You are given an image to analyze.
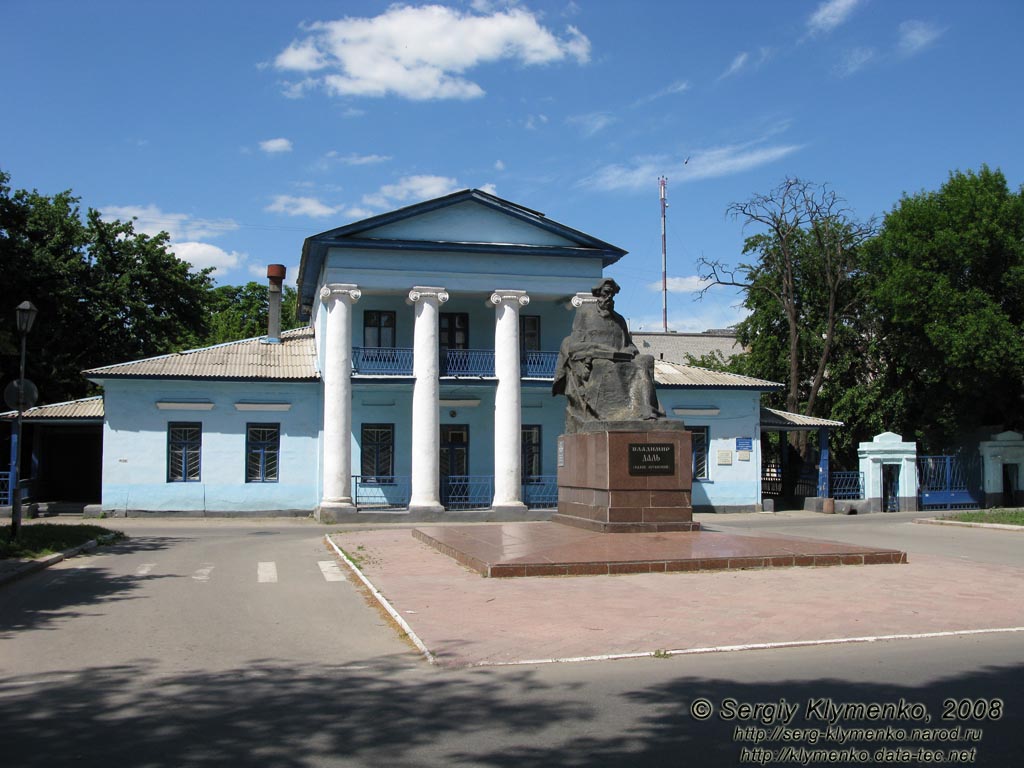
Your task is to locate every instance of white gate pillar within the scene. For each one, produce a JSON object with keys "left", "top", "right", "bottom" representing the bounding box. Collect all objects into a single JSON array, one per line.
[{"left": 857, "top": 432, "right": 918, "bottom": 513}]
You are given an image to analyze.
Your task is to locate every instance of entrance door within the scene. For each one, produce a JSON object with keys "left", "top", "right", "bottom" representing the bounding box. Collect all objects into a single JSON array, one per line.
[
  {"left": 1002, "top": 464, "right": 1019, "bottom": 507},
  {"left": 440, "top": 425, "right": 470, "bottom": 508},
  {"left": 882, "top": 464, "right": 901, "bottom": 512}
]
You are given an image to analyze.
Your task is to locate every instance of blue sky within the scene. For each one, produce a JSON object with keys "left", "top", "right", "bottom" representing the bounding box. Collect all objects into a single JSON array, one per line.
[{"left": 4, "top": 0, "right": 1022, "bottom": 332}]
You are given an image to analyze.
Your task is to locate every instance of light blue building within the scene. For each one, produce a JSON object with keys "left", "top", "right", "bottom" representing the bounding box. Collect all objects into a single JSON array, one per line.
[{"left": 78, "top": 189, "right": 797, "bottom": 519}]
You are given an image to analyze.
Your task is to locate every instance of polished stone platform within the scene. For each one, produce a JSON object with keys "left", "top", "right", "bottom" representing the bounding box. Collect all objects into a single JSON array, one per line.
[{"left": 412, "top": 522, "right": 908, "bottom": 578}]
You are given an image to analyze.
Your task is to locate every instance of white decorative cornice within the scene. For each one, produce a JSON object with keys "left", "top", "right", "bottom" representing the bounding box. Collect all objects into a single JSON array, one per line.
[
  {"left": 407, "top": 286, "right": 449, "bottom": 304},
  {"left": 320, "top": 283, "right": 361, "bottom": 303},
  {"left": 489, "top": 289, "right": 530, "bottom": 308},
  {"left": 570, "top": 292, "right": 598, "bottom": 308}
]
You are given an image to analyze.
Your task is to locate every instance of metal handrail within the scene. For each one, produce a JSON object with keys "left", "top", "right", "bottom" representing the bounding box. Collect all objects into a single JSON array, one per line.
[{"left": 352, "top": 347, "right": 415, "bottom": 375}]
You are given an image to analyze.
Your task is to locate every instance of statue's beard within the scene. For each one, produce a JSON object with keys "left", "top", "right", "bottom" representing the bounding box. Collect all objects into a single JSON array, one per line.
[{"left": 597, "top": 299, "right": 614, "bottom": 315}]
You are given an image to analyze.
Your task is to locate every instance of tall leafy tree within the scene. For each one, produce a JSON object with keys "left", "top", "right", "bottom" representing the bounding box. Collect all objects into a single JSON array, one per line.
[
  {"left": 859, "top": 166, "right": 1024, "bottom": 450},
  {"left": 0, "top": 171, "right": 214, "bottom": 404}
]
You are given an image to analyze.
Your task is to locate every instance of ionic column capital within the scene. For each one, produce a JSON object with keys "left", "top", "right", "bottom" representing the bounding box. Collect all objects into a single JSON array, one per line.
[
  {"left": 407, "top": 286, "right": 449, "bottom": 305},
  {"left": 570, "top": 292, "right": 598, "bottom": 309},
  {"left": 320, "top": 283, "right": 362, "bottom": 303},
  {"left": 489, "top": 289, "right": 530, "bottom": 309}
]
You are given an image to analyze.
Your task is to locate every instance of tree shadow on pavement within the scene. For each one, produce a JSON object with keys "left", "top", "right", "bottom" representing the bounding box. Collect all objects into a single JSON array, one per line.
[
  {"left": 0, "top": 536, "right": 178, "bottom": 637},
  {"left": 0, "top": 657, "right": 1021, "bottom": 767}
]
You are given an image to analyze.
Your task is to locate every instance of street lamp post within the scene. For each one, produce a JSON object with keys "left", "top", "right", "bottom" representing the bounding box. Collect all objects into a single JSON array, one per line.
[{"left": 9, "top": 301, "right": 38, "bottom": 540}]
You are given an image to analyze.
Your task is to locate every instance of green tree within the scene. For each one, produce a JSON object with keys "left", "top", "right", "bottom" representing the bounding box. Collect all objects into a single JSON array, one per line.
[
  {"left": 0, "top": 171, "right": 214, "bottom": 405},
  {"left": 205, "top": 281, "right": 301, "bottom": 346},
  {"left": 859, "top": 166, "right": 1024, "bottom": 450}
]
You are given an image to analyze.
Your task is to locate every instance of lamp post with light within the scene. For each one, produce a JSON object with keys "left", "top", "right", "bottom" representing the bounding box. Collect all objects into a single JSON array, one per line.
[{"left": 8, "top": 301, "right": 38, "bottom": 540}]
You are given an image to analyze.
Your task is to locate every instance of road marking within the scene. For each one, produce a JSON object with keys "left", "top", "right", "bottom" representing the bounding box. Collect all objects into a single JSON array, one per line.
[
  {"left": 317, "top": 560, "right": 346, "bottom": 582},
  {"left": 136, "top": 563, "right": 156, "bottom": 576},
  {"left": 258, "top": 561, "right": 278, "bottom": 583},
  {"left": 192, "top": 564, "right": 214, "bottom": 582}
]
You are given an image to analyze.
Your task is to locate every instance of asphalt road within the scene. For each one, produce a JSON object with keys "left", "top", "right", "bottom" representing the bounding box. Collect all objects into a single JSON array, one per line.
[{"left": 1, "top": 513, "right": 1021, "bottom": 767}]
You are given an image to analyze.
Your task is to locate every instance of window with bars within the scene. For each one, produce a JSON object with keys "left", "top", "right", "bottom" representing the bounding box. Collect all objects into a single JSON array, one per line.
[
  {"left": 521, "top": 425, "right": 542, "bottom": 480},
  {"left": 246, "top": 424, "right": 280, "bottom": 483},
  {"left": 363, "top": 310, "right": 396, "bottom": 348},
  {"left": 361, "top": 423, "right": 394, "bottom": 482},
  {"left": 688, "top": 426, "right": 709, "bottom": 480},
  {"left": 167, "top": 423, "right": 201, "bottom": 482}
]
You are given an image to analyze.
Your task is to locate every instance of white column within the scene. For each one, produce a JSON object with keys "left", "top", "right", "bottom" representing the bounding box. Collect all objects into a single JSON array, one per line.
[
  {"left": 490, "top": 290, "right": 530, "bottom": 512},
  {"left": 408, "top": 286, "right": 448, "bottom": 513},
  {"left": 318, "top": 283, "right": 360, "bottom": 516}
]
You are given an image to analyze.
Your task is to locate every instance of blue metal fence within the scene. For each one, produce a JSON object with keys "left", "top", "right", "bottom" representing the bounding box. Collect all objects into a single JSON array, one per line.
[
  {"left": 918, "top": 455, "right": 983, "bottom": 510},
  {"left": 0, "top": 471, "right": 10, "bottom": 506},
  {"left": 523, "top": 475, "right": 558, "bottom": 509},
  {"left": 830, "top": 471, "right": 864, "bottom": 500},
  {"left": 441, "top": 349, "right": 495, "bottom": 377},
  {"left": 442, "top": 475, "right": 494, "bottom": 510},
  {"left": 352, "top": 476, "right": 412, "bottom": 509}
]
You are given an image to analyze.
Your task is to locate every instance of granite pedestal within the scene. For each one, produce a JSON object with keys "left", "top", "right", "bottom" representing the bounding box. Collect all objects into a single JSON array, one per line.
[{"left": 552, "top": 421, "right": 699, "bottom": 533}]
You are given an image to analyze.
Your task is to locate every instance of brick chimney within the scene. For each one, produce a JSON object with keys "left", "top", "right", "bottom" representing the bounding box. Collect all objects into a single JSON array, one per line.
[{"left": 266, "top": 264, "right": 286, "bottom": 343}]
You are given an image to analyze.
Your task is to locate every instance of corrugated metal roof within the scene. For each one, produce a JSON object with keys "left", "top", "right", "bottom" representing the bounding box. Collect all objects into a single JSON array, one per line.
[
  {"left": 635, "top": 330, "right": 743, "bottom": 363},
  {"left": 83, "top": 327, "right": 319, "bottom": 381},
  {"left": 761, "top": 407, "right": 844, "bottom": 430},
  {"left": 1, "top": 395, "right": 104, "bottom": 421},
  {"left": 654, "top": 360, "right": 782, "bottom": 390}
]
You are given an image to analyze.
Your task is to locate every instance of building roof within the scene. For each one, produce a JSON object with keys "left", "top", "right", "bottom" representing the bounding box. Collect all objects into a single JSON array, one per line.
[
  {"left": 760, "top": 407, "right": 844, "bottom": 431},
  {"left": 82, "top": 327, "right": 319, "bottom": 382},
  {"left": 297, "top": 188, "right": 628, "bottom": 319},
  {"left": 654, "top": 360, "right": 782, "bottom": 390},
  {"left": 634, "top": 329, "right": 743, "bottom": 364},
  {"left": 0, "top": 395, "right": 104, "bottom": 422}
]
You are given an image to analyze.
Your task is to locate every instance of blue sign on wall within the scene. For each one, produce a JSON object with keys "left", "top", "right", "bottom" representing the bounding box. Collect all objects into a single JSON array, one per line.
[{"left": 736, "top": 437, "right": 753, "bottom": 452}]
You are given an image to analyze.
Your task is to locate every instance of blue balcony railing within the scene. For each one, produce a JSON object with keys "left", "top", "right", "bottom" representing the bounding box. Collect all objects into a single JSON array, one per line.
[
  {"left": 522, "top": 350, "right": 558, "bottom": 378},
  {"left": 352, "top": 347, "right": 415, "bottom": 375},
  {"left": 351, "top": 346, "right": 559, "bottom": 379}
]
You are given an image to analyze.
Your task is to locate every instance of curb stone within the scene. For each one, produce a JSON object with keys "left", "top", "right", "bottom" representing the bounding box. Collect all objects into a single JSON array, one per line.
[
  {"left": 914, "top": 518, "right": 1024, "bottom": 532},
  {"left": 0, "top": 535, "right": 113, "bottom": 587}
]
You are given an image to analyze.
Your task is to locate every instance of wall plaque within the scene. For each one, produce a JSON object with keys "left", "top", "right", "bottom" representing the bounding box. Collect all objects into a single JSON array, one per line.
[{"left": 628, "top": 443, "right": 675, "bottom": 475}]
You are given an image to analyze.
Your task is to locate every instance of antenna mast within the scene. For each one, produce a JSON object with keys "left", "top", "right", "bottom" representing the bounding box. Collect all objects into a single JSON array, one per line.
[{"left": 659, "top": 176, "right": 668, "bottom": 332}]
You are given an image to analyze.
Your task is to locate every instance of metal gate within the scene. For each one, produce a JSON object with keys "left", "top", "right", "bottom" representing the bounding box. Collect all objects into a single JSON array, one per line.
[{"left": 917, "top": 455, "right": 982, "bottom": 510}]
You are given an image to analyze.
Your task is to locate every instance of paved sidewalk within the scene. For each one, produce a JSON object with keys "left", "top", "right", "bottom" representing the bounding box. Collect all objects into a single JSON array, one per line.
[{"left": 331, "top": 526, "right": 1024, "bottom": 667}]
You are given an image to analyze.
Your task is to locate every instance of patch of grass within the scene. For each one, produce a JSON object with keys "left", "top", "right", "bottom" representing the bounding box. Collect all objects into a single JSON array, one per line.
[
  {"left": 1, "top": 523, "right": 125, "bottom": 560},
  {"left": 947, "top": 509, "right": 1024, "bottom": 526}
]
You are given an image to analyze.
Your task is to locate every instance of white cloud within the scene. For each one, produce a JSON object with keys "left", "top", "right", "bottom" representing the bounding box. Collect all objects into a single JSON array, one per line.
[
  {"left": 274, "top": 5, "right": 591, "bottom": 101},
  {"left": 494, "top": 159, "right": 505, "bottom": 171},
  {"left": 633, "top": 79, "right": 690, "bottom": 106},
  {"left": 631, "top": 300, "right": 749, "bottom": 334},
  {"left": 362, "top": 175, "right": 461, "bottom": 208},
  {"left": 172, "top": 242, "right": 247, "bottom": 276},
  {"left": 567, "top": 111, "right": 616, "bottom": 137},
  {"left": 324, "top": 151, "right": 392, "bottom": 165},
  {"left": 807, "top": 0, "right": 861, "bottom": 36},
  {"left": 266, "top": 194, "right": 340, "bottom": 218},
  {"left": 101, "top": 205, "right": 239, "bottom": 241},
  {"left": 647, "top": 276, "right": 713, "bottom": 294},
  {"left": 835, "top": 46, "right": 875, "bottom": 76},
  {"left": 583, "top": 140, "right": 802, "bottom": 192},
  {"left": 524, "top": 113, "right": 549, "bottom": 130},
  {"left": 898, "top": 20, "right": 944, "bottom": 56},
  {"left": 719, "top": 51, "right": 749, "bottom": 80},
  {"left": 260, "top": 137, "right": 293, "bottom": 154},
  {"left": 479, "top": 183, "right": 498, "bottom": 195}
]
